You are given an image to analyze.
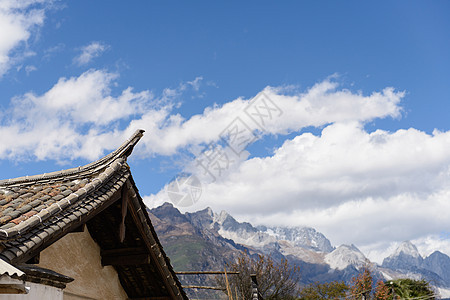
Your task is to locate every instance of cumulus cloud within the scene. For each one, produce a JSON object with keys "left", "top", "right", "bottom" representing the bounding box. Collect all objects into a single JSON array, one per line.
[
  {"left": 132, "top": 79, "right": 403, "bottom": 156},
  {"left": 147, "top": 122, "right": 450, "bottom": 212},
  {"left": 0, "top": 70, "right": 215, "bottom": 162},
  {"left": 73, "top": 41, "right": 109, "bottom": 66},
  {"left": 0, "top": 0, "right": 49, "bottom": 77},
  {"left": 1, "top": 73, "right": 403, "bottom": 163},
  {"left": 146, "top": 121, "right": 450, "bottom": 261},
  {"left": 2, "top": 68, "right": 445, "bottom": 260},
  {"left": 0, "top": 69, "right": 151, "bottom": 161}
]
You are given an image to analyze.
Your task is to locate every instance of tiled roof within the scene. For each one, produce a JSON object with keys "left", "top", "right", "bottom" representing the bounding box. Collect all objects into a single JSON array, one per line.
[
  {"left": 0, "top": 129, "right": 143, "bottom": 241},
  {"left": 0, "top": 129, "right": 188, "bottom": 299},
  {"left": 0, "top": 159, "right": 129, "bottom": 262}
]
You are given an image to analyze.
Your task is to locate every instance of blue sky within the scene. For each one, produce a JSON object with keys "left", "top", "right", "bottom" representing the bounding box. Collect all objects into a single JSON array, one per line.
[{"left": 1, "top": 0, "right": 450, "bottom": 262}]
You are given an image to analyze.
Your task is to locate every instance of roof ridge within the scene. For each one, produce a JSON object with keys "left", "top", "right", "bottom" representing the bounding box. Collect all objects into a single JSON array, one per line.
[
  {"left": 0, "top": 129, "right": 145, "bottom": 187},
  {"left": 0, "top": 157, "right": 128, "bottom": 241}
]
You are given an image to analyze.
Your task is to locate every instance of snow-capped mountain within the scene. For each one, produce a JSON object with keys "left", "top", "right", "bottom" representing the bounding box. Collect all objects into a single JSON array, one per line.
[
  {"left": 393, "top": 241, "right": 422, "bottom": 258},
  {"left": 379, "top": 240, "right": 450, "bottom": 298},
  {"left": 186, "top": 206, "right": 450, "bottom": 284},
  {"left": 186, "top": 208, "right": 334, "bottom": 257},
  {"left": 382, "top": 241, "right": 423, "bottom": 270},
  {"left": 148, "top": 203, "right": 450, "bottom": 298},
  {"left": 325, "top": 244, "right": 368, "bottom": 270},
  {"left": 258, "top": 225, "right": 334, "bottom": 253},
  {"left": 213, "top": 211, "right": 278, "bottom": 249}
]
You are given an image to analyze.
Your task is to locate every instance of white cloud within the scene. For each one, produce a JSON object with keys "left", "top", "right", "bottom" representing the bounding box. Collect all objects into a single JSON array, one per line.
[
  {"left": 361, "top": 235, "right": 450, "bottom": 265},
  {"left": 146, "top": 121, "right": 450, "bottom": 263},
  {"left": 133, "top": 79, "right": 403, "bottom": 157},
  {"left": 182, "top": 121, "right": 450, "bottom": 211},
  {"left": 187, "top": 76, "right": 203, "bottom": 91},
  {"left": 73, "top": 41, "right": 109, "bottom": 66},
  {"left": 0, "top": 0, "right": 48, "bottom": 77},
  {"left": 0, "top": 74, "right": 404, "bottom": 165},
  {"left": 0, "top": 70, "right": 212, "bottom": 162},
  {"left": 414, "top": 235, "right": 450, "bottom": 258},
  {"left": 2, "top": 68, "right": 445, "bottom": 261},
  {"left": 25, "top": 64, "right": 36, "bottom": 75},
  {"left": 0, "top": 69, "right": 151, "bottom": 161}
]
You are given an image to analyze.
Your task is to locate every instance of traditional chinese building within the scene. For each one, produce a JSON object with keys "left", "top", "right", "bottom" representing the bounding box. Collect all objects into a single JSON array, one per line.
[{"left": 0, "top": 130, "right": 188, "bottom": 299}]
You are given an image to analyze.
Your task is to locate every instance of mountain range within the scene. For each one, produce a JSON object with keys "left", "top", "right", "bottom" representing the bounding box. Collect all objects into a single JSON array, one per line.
[{"left": 148, "top": 203, "right": 450, "bottom": 299}]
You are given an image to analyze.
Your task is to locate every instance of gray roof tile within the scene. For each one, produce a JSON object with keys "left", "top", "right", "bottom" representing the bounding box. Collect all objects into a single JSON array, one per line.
[{"left": 0, "top": 130, "right": 188, "bottom": 300}]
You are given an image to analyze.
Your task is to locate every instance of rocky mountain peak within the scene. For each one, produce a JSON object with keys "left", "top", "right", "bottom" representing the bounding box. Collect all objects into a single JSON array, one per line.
[
  {"left": 393, "top": 241, "right": 422, "bottom": 258},
  {"left": 214, "top": 210, "right": 231, "bottom": 225},
  {"left": 197, "top": 206, "right": 214, "bottom": 218},
  {"left": 185, "top": 207, "right": 216, "bottom": 229},
  {"left": 423, "top": 251, "right": 450, "bottom": 283},
  {"left": 148, "top": 203, "right": 450, "bottom": 296},
  {"left": 427, "top": 250, "right": 448, "bottom": 260},
  {"left": 206, "top": 207, "right": 214, "bottom": 216},
  {"left": 325, "top": 244, "right": 367, "bottom": 270},
  {"left": 150, "top": 202, "right": 187, "bottom": 223},
  {"left": 158, "top": 201, "right": 176, "bottom": 210},
  {"left": 382, "top": 241, "right": 423, "bottom": 270},
  {"left": 260, "top": 226, "right": 334, "bottom": 253}
]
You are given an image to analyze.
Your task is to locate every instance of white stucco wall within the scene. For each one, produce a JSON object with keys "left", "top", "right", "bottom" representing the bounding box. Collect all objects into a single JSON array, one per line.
[
  {"left": 37, "top": 227, "right": 128, "bottom": 300},
  {"left": 0, "top": 281, "right": 62, "bottom": 300}
]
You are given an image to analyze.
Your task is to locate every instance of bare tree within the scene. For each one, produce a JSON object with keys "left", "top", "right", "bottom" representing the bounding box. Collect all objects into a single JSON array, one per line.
[{"left": 217, "top": 252, "right": 300, "bottom": 300}]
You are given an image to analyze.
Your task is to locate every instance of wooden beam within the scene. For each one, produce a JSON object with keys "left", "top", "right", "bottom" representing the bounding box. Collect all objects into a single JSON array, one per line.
[
  {"left": 130, "top": 297, "right": 171, "bottom": 300},
  {"left": 119, "top": 185, "right": 129, "bottom": 242},
  {"left": 69, "top": 224, "right": 85, "bottom": 233},
  {"left": 182, "top": 285, "right": 226, "bottom": 291},
  {"left": 101, "top": 247, "right": 150, "bottom": 266},
  {"left": 176, "top": 271, "right": 239, "bottom": 275},
  {"left": 126, "top": 182, "right": 179, "bottom": 300},
  {"left": 102, "top": 253, "right": 151, "bottom": 266},
  {"left": 101, "top": 247, "right": 148, "bottom": 257},
  {"left": 25, "top": 253, "right": 40, "bottom": 264}
]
